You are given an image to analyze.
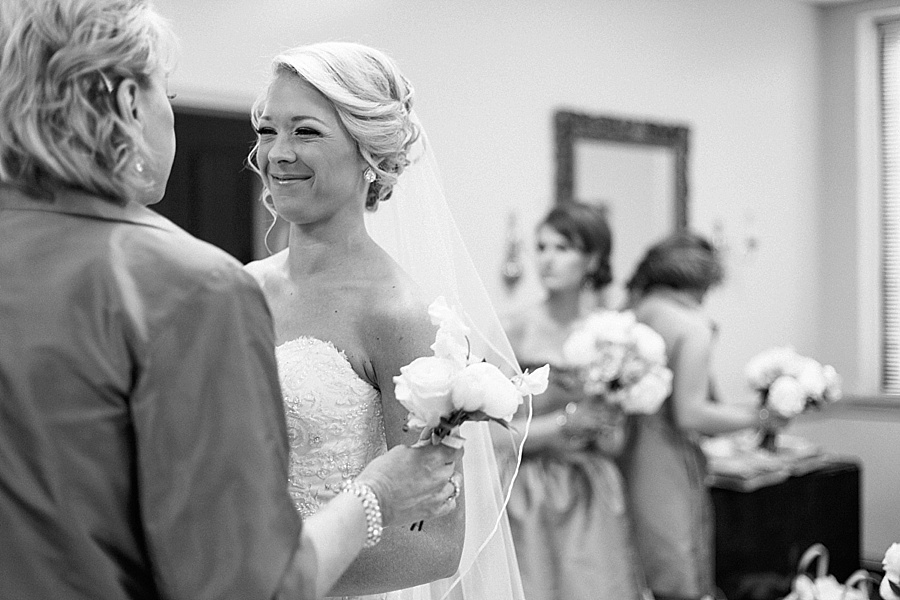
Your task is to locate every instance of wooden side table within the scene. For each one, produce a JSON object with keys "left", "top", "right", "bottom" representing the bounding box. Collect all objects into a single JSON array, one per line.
[{"left": 710, "top": 457, "right": 861, "bottom": 600}]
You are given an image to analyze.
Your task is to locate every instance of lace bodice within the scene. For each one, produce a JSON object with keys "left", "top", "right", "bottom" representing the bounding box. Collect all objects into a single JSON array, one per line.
[{"left": 276, "top": 337, "right": 388, "bottom": 519}]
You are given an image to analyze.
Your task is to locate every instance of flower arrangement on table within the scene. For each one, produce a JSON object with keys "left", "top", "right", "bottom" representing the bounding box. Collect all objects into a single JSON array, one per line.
[
  {"left": 744, "top": 346, "right": 842, "bottom": 451},
  {"left": 558, "top": 310, "right": 673, "bottom": 451},
  {"left": 394, "top": 296, "right": 549, "bottom": 448},
  {"left": 881, "top": 543, "right": 900, "bottom": 600}
]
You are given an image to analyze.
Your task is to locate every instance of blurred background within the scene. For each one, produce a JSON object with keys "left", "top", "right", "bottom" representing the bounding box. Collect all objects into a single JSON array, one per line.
[{"left": 152, "top": 0, "right": 899, "bottom": 570}]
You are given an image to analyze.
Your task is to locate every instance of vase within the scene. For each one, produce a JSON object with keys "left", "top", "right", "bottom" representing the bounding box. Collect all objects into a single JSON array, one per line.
[
  {"left": 758, "top": 390, "right": 777, "bottom": 452},
  {"left": 760, "top": 429, "right": 778, "bottom": 452}
]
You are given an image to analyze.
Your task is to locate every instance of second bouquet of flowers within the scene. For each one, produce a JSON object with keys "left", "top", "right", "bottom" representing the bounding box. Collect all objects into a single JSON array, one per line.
[
  {"left": 744, "top": 346, "right": 842, "bottom": 419},
  {"left": 561, "top": 310, "right": 673, "bottom": 415},
  {"left": 394, "top": 296, "right": 549, "bottom": 447}
]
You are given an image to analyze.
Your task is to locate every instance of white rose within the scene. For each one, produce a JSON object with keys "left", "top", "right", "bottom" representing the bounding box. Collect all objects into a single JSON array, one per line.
[
  {"left": 766, "top": 375, "right": 807, "bottom": 417},
  {"left": 745, "top": 346, "right": 801, "bottom": 389},
  {"left": 795, "top": 357, "right": 827, "bottom": 398},
  {"left": 591, "top": 343, "right": 628, "bottom": 382},
  {"left": 822, "top": 364, "right": 843, "bottom": 402},
  {"left": 451, "top": 362, "right": 522, "bottom": 422},
  {"left": 622, "top": 366, "right": 672, "bottom": 414},
  {"left": 562, "top": 328, "right": 597, "bottom": 367},
  {"left": 631, "top": 322, "right": 667, "bottom": 365},
  {"left": 884, "top": 542, "right": 900, "bottom": 581},
  {"left": 618, "top": 353, "right": 650, "bottom": 386},
  {"left": 588, "top": 310, "right": 637, "bottom": 345},
  {"left": 394, "top": 356, "right": 460, "bottom": 428}
]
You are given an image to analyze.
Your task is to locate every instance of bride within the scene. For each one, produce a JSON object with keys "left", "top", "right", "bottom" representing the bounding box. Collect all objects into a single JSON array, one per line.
[{"left": 244, "top": 42, "right": 525, "bottom": 600}]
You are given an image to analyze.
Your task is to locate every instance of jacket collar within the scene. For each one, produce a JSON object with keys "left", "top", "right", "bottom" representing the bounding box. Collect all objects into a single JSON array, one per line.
[{"left": 0, "top": 183, "right": 177, "bottom": 233}]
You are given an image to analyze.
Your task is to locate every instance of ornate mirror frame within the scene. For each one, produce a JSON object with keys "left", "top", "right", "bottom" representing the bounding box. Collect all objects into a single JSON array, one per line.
[{"left": 554, "top": 110, "right": 690, "bottom": 228}]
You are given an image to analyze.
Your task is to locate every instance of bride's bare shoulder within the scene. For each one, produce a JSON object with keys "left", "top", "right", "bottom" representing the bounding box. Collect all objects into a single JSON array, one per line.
[{"left": 355, "top": 257, "right": 434, "bottom": 347}]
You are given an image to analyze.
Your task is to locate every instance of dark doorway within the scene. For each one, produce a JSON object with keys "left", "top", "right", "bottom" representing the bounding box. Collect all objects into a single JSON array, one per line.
[{"left": 154, "top": 106, "right": 258, "bottom": 264}]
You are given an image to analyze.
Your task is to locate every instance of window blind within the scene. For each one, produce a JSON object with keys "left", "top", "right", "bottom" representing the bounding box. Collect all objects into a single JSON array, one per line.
[{"left": 880, "top": 19, "right": 900, "bottom": 393}]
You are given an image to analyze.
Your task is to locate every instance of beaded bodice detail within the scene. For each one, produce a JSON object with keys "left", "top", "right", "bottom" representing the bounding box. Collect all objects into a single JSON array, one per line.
[{"left": 276, "top": 337, "right": 387, "bottom": 519}]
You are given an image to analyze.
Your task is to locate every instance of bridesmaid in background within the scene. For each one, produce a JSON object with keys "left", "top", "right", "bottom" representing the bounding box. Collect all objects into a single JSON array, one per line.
[
  {"left": 619, "top": 232, "right": 785, "bottom": 600},
  {"left": 504, "top": 201, "right": 647, "bottom": 600}
]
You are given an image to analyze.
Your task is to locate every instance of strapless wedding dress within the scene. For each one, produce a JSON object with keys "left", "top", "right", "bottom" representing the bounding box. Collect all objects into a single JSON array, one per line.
[
  {"left": 277, "top": 336, "right": 521, "bottom": 600},
  {"left": 278, "top": 336, "right": 387, "bottom": 522},
  {"left": 278, "top": 337, "right": 449, "bottom": 600}
]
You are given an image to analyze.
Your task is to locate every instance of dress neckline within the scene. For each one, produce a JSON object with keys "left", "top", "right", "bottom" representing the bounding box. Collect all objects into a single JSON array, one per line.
[{"left": 276, "top": 336, "right": 377, "bottom": 392}]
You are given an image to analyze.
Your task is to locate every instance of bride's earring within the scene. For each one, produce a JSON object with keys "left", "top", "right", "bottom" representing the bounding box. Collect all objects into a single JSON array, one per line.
[{"left": 364, "top": 167, "right": 376, "bottom": 183}]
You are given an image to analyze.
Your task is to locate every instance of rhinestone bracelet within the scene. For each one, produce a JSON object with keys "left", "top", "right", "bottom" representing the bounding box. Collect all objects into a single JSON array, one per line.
[{"left": 339, "top": 479, "right": 383, "bottom": 548}]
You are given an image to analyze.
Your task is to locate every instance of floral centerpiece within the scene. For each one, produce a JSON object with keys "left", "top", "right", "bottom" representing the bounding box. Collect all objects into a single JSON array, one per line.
[
  {"left": 394, "top": 296, "right": 549, "bottom": 448},
  {"left": 561, "top": 310, "right": 673, "bottom": 417},
  {"left": 881, "top": 543, "right": 900, "bottom": 600},
  {"left": 744, "top": 346, "right": 842, "bottom": 451}
]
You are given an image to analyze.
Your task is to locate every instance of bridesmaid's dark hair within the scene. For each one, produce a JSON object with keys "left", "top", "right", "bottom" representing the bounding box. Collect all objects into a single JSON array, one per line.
[
  {"left": 626, "top": 231, "right": 724, "bottom": 297},
  {"left": 540, "top": 201, "right": 613, "bottom": 290}
]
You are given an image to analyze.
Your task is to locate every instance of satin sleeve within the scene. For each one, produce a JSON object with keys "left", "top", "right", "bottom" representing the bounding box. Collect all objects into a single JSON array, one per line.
[{"left": 130, "top": 269, "right": 301, "bottom": 600}]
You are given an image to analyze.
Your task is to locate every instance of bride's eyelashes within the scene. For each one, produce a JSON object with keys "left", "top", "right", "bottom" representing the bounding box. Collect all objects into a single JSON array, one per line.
[{"left": 255, "top": 125, "right": 322, "bottom": 137}]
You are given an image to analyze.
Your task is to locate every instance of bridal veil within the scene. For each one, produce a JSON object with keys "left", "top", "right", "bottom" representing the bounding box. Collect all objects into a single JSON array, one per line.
[{"left": 365, "top": 113, "right": 528, "bottom": 600}]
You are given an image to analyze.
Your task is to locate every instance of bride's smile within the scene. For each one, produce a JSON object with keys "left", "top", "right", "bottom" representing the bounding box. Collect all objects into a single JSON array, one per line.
[{"left": 255, "top": 73, "right": 368, "bottom": 221}]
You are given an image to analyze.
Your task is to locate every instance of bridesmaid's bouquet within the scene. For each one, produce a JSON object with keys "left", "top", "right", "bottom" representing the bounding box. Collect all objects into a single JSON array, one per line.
[
  {"left": 561, "top": 310, "right": 673, "bottom": 415},
  {"left": 394, "top": 297, "right": 549, "bottom": 448},
  {"left": 744, "top": 346, "right": 842, "bottom": 419}
]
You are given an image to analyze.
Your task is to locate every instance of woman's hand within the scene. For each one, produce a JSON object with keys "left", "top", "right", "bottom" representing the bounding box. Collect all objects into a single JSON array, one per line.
[
  {"left": 559, "top": 399, "right": 627, "bottom": 455},
  {"left": 355, "top": 443, "right": 463, "bottom": 527}
]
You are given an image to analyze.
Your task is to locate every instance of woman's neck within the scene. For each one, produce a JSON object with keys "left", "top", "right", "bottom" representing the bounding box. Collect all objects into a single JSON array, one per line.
[
  {"left": 285, "top": 213, "right": 372, "bottom": 279},
  {"left": 543, "top": 287, "right": 584, "bottom": 324},
  {"left": 648, "top": 285, "right": 704, "bottom": 308}
]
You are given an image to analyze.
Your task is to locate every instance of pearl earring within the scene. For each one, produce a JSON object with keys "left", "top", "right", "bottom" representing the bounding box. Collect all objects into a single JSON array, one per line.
[
  {"left": 134, "top": 160, "right": 145, "bottom": 174},
  {"left": 364, "top": 168, "right": 376, "bottom": 183}
]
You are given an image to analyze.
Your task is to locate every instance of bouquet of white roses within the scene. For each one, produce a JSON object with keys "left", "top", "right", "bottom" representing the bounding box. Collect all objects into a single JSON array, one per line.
[
  {"left": 880, "top": 543, "right": 900, "bottom": 600},
  {"left": 744, "top": 346, "right": 842, "bottom": 419},
  {"left": 561, "top": 310, "right": 673, "bottom": 415},
  {"left": 394, "top": 296, "right": 549, "bottom": 448}
]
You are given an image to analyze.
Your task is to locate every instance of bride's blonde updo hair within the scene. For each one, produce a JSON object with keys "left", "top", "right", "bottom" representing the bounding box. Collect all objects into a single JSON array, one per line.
[{"left": 250, "top": 41, "right": 420, "bottom": 211}]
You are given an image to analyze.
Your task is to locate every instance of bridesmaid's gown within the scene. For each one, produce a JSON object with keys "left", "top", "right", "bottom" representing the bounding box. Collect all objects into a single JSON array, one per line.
[{"left": 506, "top": 361, "right": 647, "bottom": 600}]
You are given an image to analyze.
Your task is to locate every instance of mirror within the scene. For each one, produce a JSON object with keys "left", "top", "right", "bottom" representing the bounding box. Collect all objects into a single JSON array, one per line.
[{"left": 555, "top": 110, "right": 690, "bottom": 307}]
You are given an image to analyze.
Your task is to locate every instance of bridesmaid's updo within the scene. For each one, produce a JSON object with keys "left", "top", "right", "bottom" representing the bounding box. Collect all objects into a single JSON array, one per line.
[
  {"left": 250, "top": 42, "right": 420, "bottom": 211},
  {"left": 626, "top": 231, "right": 724, "bottom": 297},
  {"left": 541, "top": 201, "right": 613, "bottom": 290}
]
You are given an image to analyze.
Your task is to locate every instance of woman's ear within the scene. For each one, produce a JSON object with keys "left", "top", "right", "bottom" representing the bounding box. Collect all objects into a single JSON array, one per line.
[{"left": 114, "top": 78, "right": 140, "bottom": 124}]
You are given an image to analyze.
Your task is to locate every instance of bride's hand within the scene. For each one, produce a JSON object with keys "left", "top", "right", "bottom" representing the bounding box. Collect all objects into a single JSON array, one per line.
[{"left": 355, "top": 443, "right": 464, "bottom": 527}]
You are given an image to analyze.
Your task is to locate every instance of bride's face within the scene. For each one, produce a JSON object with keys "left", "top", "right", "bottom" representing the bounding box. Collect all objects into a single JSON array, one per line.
[
  {"left": 535, "top": 225, "right": 594, "bottom": 292},
  {"left": 255, "top": 73, "right": 368, "bottom": 224}
]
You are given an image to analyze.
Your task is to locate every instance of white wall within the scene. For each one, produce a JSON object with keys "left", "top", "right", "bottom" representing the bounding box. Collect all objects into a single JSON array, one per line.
[
  {"left": 806, "top": 0, "right": 900, "bottom": 564},
  {"left": 153, "top": 0, "right": 897, "bottom": 562},
  {"left": 157, "top": 0, "right": 821, "bottom": 401}
]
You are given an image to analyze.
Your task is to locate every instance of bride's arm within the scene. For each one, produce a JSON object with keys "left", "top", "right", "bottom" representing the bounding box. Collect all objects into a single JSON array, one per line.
[{"left": 327, "top": 295, "right": 465, "bottom": 597}]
